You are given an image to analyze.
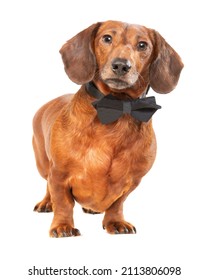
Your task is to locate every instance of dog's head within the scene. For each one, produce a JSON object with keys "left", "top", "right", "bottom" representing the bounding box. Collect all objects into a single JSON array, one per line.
[{"left": 60, "top": 20, "right": 183, "bottom": 98}]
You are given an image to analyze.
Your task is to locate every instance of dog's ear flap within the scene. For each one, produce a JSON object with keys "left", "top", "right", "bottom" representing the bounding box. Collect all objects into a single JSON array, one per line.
[
  {"left": 149, "top": 31, "right": 184, "bottom": 93},
  {"left": 60, "top": 23, "right": 101, "bottom": 84}
]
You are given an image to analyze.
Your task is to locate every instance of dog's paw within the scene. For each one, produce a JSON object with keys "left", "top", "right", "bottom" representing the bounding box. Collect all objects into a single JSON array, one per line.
[
  {"left": 49, "top": 224, "right": 81, "bottom": 238},
  {"left": 82, "top": 207, "right": 101, "bottom": 214},
  {"left": 103, "top": 220, "right": 136, "bottom": 234},
  {"left": 34, "top": 201, "right": 52, "bottom": 213}
]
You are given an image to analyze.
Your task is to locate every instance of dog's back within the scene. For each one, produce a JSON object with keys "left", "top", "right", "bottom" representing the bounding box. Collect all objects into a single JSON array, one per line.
[{"left": 32, "top": 94, "right": 73, "bottom": 178}]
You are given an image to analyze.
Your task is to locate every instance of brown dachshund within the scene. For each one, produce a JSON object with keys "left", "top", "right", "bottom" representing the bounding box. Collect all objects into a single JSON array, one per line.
[{"left": 33, "top": 20, "right": 183, "bottom": 237}]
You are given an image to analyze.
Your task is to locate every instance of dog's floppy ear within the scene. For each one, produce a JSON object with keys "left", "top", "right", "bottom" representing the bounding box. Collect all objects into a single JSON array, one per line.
[
  {"left": 60, "top": 23, "right": 101, "bottom": 84},
  {"left": 149, "top": 31, "right": 184, "bottom": 93}
]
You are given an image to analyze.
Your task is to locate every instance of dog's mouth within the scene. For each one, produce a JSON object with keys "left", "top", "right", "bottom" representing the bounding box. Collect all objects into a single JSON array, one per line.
[{"left": 104, "top": 78, "right": 130, "bottom": 90}]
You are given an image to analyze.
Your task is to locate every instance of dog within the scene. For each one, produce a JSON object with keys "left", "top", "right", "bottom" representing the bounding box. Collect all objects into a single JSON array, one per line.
[{"left": 33, "top": 20, "right": 183, "bottom": 237}]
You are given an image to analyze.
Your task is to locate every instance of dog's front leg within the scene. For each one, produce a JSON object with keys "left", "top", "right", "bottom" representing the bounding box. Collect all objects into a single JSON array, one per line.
[
  {"left": 103, "top": 184, "right": 139, "bottom": 234},
  {"left": 48, "top": 167, "right": 80, "bottom": 237}
]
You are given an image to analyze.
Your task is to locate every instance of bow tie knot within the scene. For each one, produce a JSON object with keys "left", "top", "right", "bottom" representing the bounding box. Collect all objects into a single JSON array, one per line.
[
  {"left": 123, "top": 102, "right": 132, "bottom": 114},
  {"left": 86, "top": 82, "right": 161, "bottom": 124}
]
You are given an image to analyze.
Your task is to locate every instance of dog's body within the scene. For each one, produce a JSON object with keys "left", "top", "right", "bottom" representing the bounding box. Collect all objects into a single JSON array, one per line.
[{"left": 33, "top": 21, "right": 183, "bottom": 237}]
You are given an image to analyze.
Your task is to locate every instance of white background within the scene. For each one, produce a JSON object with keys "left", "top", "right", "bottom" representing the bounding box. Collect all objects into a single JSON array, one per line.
[{"left": 0, "top": 0, "right": 207, "bottom": 279}]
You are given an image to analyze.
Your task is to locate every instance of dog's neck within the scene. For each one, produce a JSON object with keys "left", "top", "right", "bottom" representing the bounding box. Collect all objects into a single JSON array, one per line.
[
  {"left": 85, "top": 81, "right": 161, "bottom": 125},
  {"left": 86, "top": 81, "right": 150, "bottom": 101}
]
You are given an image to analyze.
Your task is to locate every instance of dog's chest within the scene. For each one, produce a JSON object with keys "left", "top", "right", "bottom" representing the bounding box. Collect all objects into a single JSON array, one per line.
[
  {"left": 63, "top": 120, "right": 156, "bottom": 211},
  {"left": 67, "top": 121, "right": 155, "bottom": 195}
]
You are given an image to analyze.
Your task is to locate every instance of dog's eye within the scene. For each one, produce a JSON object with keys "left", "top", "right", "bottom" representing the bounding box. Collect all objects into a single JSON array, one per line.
[
  {"left": 137, "top": 41, "right": 148, "bottom": 51},
  {"left": 102, "top": 34, "right": 112, "bottom": 44}
]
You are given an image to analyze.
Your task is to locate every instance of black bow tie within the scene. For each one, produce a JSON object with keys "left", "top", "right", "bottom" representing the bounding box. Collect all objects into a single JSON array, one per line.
[{"left": 86, "top": 82, "right": 161, "bottom": 125}]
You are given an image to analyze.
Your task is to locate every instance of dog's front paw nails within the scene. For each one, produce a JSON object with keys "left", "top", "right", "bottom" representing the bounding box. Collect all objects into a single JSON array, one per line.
[
  {"left": 103, "top": 220, "right": 136, "bottom": 234},
  {"left": 34, "top": 201, "right": 52, "bottom": 213},
  {"left": 49, "top": 224, "right": 81, "bottom": 238}
]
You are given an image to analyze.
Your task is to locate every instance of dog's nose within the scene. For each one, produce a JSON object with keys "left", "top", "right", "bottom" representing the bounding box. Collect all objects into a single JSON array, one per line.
[{"left": 111, "top": 58, "right": 131, "bottom": 76}]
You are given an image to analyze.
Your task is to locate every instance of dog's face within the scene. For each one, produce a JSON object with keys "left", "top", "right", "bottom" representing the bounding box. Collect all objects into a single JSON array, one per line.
[
  {"left": 93, "top": 21, "right": 154, "bottom": 92},
  {"left": 60, "top": 20, "right": 183, "bottom": 97}
]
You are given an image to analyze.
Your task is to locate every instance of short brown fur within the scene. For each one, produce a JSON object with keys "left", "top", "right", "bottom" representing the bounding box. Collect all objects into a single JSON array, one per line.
[{"left": 33, "top": 20, "right": 183, "bottom": 237}]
